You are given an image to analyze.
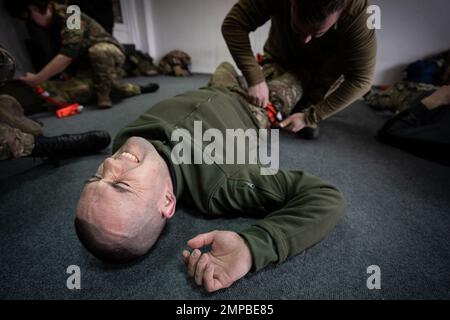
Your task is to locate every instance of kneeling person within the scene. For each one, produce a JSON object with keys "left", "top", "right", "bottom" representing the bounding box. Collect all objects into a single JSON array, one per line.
[
  {"left": 5, "top": 0, "right": 158, "bottom": 108},
  {"left": 75, "top": 66, "right": 345, "bottom": 292}
]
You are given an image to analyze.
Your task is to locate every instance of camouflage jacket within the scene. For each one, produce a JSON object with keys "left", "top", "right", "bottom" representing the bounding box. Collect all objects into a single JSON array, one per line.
[{"left": 51, "top": 2, "right": 123, "bottom": 59}]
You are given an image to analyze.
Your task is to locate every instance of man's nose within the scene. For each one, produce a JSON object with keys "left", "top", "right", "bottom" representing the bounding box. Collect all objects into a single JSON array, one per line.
[{"left": 102, "top": 157, "right": 122, "bottom": 178}]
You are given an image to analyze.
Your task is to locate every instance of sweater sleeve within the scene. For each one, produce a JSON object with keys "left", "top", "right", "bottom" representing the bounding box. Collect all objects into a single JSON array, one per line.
[
  {"left": 221, "top": 0, "right": 278, "bottom": 86},
  {"left": 303, "top": 4, "right": 377, "bottom": 125},
  {"left": 210, "top": 169, "right": 345, "bottom": 272}
]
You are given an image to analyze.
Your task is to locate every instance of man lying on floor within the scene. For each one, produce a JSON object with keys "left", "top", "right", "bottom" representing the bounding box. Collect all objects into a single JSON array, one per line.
[{"left": 75, "top": 63, "right": 345, "bottom": 292}]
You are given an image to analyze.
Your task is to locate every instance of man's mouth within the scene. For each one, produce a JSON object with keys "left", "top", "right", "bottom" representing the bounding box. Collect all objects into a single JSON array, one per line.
[{"left": 119, "top": 151, "right": 140, "bottom": 163}]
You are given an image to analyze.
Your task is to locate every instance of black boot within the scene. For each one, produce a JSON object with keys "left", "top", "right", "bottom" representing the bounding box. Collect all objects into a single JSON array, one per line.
[
  {"left": 297, "top": 126, "right": 320, "bottom": 140},
  {"left": 140, "top": 83, "right": 159, "bottom": 94},
  {"left": 31, "top": 131, "right": 111, "bottom": 159}
]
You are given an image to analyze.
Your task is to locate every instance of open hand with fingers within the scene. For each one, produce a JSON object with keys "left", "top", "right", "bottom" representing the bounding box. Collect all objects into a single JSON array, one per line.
[
  {"left": 20, "top": 72, "right": 41, "bottom": 87},
  {"left": 182, "top": 230, "right": 252, "bottom": 293},
  {"left": 279, "top": 113, "right": 307, "bottom": 133}
]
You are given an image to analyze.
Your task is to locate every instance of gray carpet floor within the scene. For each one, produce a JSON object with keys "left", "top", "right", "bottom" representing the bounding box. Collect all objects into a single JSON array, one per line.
[{"left": 1, "top": 75, "right": 449, "bottom": 300}]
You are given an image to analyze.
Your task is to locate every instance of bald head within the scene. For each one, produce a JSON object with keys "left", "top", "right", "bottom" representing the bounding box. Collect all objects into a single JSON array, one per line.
[
  {"left": 75, "top": 137, "right": 176, "bottom": 263},
  {"left": 75, "top": 199, "right": 163, "bottom": 263}
]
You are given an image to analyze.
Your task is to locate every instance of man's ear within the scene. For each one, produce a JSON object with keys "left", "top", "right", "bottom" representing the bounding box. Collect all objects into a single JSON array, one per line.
[{"left": 161, "top": 190, "right": 176, "bottom": 219}]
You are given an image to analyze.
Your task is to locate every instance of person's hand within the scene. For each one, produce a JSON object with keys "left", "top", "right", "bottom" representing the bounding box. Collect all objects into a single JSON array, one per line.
[
  {"left": 20, "top": 72, "right": 41, "bottom": 87},
  {"left": 421, "top": 85, "right": 450, "bottom": 110},
  {"left": 279, "top": 113, "right": 307, "bottom": 133},
  {"left": 182, "top": 230, "right": 252, "bottom": 293},
  {"left": 248, "top": 81, "right": 270, "bottom": 108}
]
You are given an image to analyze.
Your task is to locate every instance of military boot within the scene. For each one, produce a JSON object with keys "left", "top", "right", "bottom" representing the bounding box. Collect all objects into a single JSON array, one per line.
[
  {"left": 31, "top": 130, "right": 111, "bottom": 159},
  {"left": 140, "top": 83, "right": 159, "bottom": 94},
  {"left": 297, "top": 126, "right": 320, "bottom": 140},
  {"left": 97, "top": 93, "right": 113, "bottom": 109}
]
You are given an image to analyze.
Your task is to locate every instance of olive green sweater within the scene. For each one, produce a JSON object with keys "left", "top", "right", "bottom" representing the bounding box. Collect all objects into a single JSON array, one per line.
[
  {"left": 113, "top": 86, "right": 345, "bottom": 271},
  {"left": 222, "top": 0, "right": 377, "bottom": 124}
]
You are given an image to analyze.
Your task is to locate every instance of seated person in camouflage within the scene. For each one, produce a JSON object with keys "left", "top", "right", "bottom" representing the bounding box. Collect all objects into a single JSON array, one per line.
[
  {"left": 365, "top": 50, "right": 450, "bottom": 114},
  {"left": 0, "top": 48, "right": 111, "bottom": 161},
  {"left": 378, "top": 85, "right": 450, "bottom": 166},
  {"left": 75, "top": 62, "right": 345, "bottom": 292},
  {"left": 364, "top": 82, "right": 439, "bottom": 114},
  {"left": 5, "top": 0, "right": 158, "bottom": 109},
  {"left": 0, "top": 95, "right": 111, "bottom": 161}
]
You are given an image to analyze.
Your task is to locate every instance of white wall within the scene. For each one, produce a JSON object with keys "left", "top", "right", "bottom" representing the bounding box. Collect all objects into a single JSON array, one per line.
[
  {"left": 372, "top": 0, "right": 450, "bottom": 84},
  {"left": 113, "top": 0, "right": 157, "bottom": 57},
  {"left": 2, "top": 0, "right": 449, "bottom": 85},
  {"left": 139, "top": 0, "right": 450, "bottom": 84},
  {"left": 150, "top": 0, "right": 270, "bottom": 74}
]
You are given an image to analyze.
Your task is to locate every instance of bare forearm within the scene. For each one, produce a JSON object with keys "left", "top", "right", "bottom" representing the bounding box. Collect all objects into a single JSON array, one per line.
[
  {"left": 421, "top": 95, "right": 441, "bottom": 110},
  {"left": 35, "top": 54, "right": 73, "bottom": 83},
  {"left": 421, "top": 86, "right": 450, "bottom": 110}
]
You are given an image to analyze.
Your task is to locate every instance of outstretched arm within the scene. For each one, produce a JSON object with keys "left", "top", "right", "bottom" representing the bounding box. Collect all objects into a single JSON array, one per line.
[
  {"left": 21, "top": 54, "right": 73, "bottom": 87},
  {"left": 183, "top": 170, "right": 345, "bottom": 292}
]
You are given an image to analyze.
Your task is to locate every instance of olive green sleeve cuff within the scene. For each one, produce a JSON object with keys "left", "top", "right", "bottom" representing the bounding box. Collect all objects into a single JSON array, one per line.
[
  {"left": 243, "top": 67, "right": 266, "bottom": 87},
  {"left": 238, "top": 225, "right": 282, "bottom": 272},
  {"left": 303, "top": 106, "right": 321, "bottom": 126}
]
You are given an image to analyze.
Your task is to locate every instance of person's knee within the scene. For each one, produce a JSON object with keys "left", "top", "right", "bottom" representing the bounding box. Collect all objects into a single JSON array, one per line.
[
  {"left": 0, "top": 124, "right": 35, "bottom": 160},
  {"left": 88, "top": 44, "right": 107, "bottom": 60},
  {"left": 0, "top": 95, "right": 24, "bottom": 117},
  {"left": 217, "top": 61, "right": 237, "bottom": 75},
  {"left": 89, "top": 43, "right": 122, "bottom": 63}
]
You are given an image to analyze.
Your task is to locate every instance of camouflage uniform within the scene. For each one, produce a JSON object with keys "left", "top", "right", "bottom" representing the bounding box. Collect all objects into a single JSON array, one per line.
[
  {"left": 261, "top": 54, "right": 346, "bottom": 123},
  {"left": 0, "top": 95, "right": 43, "bottom": 160},
  {"left": 127, "top": 50, "right": 159, "bottom": 77},
  {"left": 42, "top": 75, "right": 94, "bottom": 105},
  {"left": 208, "top": 62, "right": 304, "bottom": 129},
  {"left": 159, "top": 50, "right": 192, "bottom": 77},
  {"left": 365, "top": 81, "right": 438, "bottom": 114},
  {"left": 42, "top": 3, "right": 140, "bottom": 106},
  {"left": 365, "top": 49, "right": 450, "bottom": 113},
  {"left": 87, "top": 43, "right": 141, "bottom": 100}
]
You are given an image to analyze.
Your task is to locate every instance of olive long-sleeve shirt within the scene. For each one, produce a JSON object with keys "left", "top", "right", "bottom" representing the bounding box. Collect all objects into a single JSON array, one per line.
[
  {"left": 222, "top": 0, "right": 377, "bottom": 124},
  {"left": 113, "top": 86, "right": 345, "bottom": 271}
]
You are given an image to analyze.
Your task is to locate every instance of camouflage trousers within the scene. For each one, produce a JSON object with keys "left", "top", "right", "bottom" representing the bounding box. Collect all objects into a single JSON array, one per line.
[
  {"left": 365, "top": 81, "right": 438, "bottom": 113},
  {"left": 42, "top": 43, "right": 141, "bottom": 105},
  {"left": 0, "top": 95, "right": 43, "bottom": 160},
  {"left": 208, "top": 62, "right": 304, "bottom": 129}
]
